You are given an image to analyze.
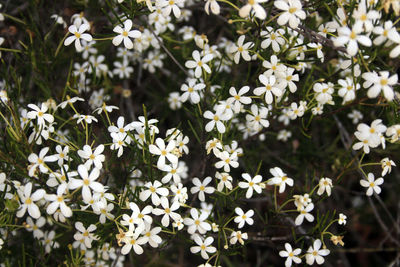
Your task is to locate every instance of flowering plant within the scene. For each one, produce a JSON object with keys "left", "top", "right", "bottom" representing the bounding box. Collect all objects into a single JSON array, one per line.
[{"left": 0, "top": 0, "right": 399, "bottom": 266}]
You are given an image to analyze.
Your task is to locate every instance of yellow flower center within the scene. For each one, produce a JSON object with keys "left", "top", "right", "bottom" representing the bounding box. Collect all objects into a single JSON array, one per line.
[
  {"left": 75, "top": 32, "right": 81, "bottom": 38},
  {"left": 380, "top": 78, "right": 388, "bottom": 86},
  {"left": 289, "top": 7, "right": 297, "bottom": 13},
  {"left": 26, "top": 198, "right": 32, "bottom": 204},
  {"left": 383, "top": 29, "right": 388, "bottom": 37},
  {"left": 122, "top": 31, "right": 128, "bottom": 37},
  {"left": 150, "top": 186, "right": 156, "bottom": 193},
  {"left": 360, "top": 14, "right": 367, "bottom": 21}
]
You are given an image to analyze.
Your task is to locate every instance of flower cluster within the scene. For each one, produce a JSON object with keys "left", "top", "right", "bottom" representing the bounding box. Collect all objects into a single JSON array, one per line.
[{"left": 0, "top": 0, "right": 399, "bottom": 266}]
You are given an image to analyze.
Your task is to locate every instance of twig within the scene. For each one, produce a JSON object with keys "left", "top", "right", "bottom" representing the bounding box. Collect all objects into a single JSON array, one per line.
[
  {"left": 148, "top": 25, "right": 190, "bottom": 77},
  {"left": 368, "top": 197, "right": 400, "bottom": 246}
]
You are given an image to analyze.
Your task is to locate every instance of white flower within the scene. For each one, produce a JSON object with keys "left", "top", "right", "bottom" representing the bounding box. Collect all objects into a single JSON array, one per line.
[
  {"left": 206, "top": 138, "right": 223, "bottom": 155},
  {"left": 112, "top": 19, "right": 141, "bottom": 49},
  {"left": 204, "top": 0, "right": 220, "bottom": 15},
  {"left": 216, "top": 172, "right": 233, "bottom": 192},
  {"left": 338, "top": 213, "right": 347, "bottom": 225},
  {"left": 338, "top": 77, "right": 360, "bottom": 104},
  {"left": 141, "top": 225, "right": 162, "bottom": 248},
  {"left": 260, "top": 27, "right": 285, "bottom": 52},
  {"left": 97, "top": 203, "right": 115, "bottom": 224},
  {"left": 352, "top": 119, "right": 386, "bottom": 154},
  {"left": 17, "top": 183, "right": 45, "bottom": 219},
  {"left": 254, "top": 74, "right": 282, "bottom": 104},
  {"left": 215, "top": 151, "right": 239, "bottom": 172},
  {"left": 27, "top": 103, "right": 54, "bottom": 126},
  {"left": 360, "top": 172, "right": 384, "bottom": 196},
  {"left": 386, "top": 125, "right": 400, "bottom": 142},
  {"left": 246, "top": 104, "right": 269, "bottom": 131},
  {"left": 113, "top": 60, "right": 134, "bottom": 79},
  {"left": 317, "top": 178, "right": 332, "bottom": 196},
  {"left": 238, "top": 173, "right": 263, "bottom": 198},
  {"left": 42, "top": 230, "right": 59, "bottom": 253},
  {"left": 295, "top": 203, "right": 314, "bottom": 225},
  {"left": 149, "top": 138, "right": 178, "bottom": 169},
  {"left": 227, "top": 86, "right": 252, "bottom": 113},
  {"left": 110, "top": 132, "right": 127, "bottom": 157},
  {"left": 191, "top": 177, "right": 215, "bottom": 202},
  {"left": 45, "top": 184, "right": 72, "bottom": 218},
  {"left": 305, "top": 239, "right": 330, "bottom": 265},
  {"left": 28, "top": 147, "right": 57, "bottom": 177},
  {"left": 334, "top": 24, "right": 372, "bottom": 56},
  {"left": 180, "top": 79, "right": 205, "bottom": 104},
  {"left": 307, "top": 42, "right": 324, "bottom": 62},
  {"left": 274, "top": 0, "right": 306, "bottom": 28},
  {"left": 373, "top": 20, "right": 400, "bottom": 46},
  {"left": 348, "top": 110, "right": 363, "bottom": 124},
  {"left": 121, "top": 230, "right": 147, "bottom": 255},
  {"left": 64, "top": 24, "right": 92, "bottom": 52},
  {"left": 168, "top": 92, "right": 183, "bottom": 110},
  {"left": 74, "top": 114, "right": 98, "bottom": 124},
  {"left": 234, "top": 207, "right": 254, "bottom": 228},
  {"left": 171, "top": 183, "right": 188, "bottom": 203},
  {"left": 362, "top": 71, "right": 398, "bottom": 101},
  {"left": 69, "top": 165, "right": 104, "bottom": 202},
  {"left": 313, "top": 82, "right": 334, "bottom": 105},
  {"left": 229, "top": 35, "right": 254, "bottom": 64},
  {"left": 26, "top": 217, "right": 46, "bottom": 238},
  {"left": 204, "top": 109, "right": 230, "bottom": 133},
  {"left": 277, "top": 129, "right": 292, "bottom": 142},
  {"left": 139, "top": 180, "right": 169, "bottom": 206},
  {"left": 294, "top": 194, "right": 312, "bottom": 210},
  {"left": 279, "top": 243, "right": 302, "bottom": 267},
  {"left": 73, "top": 222, "right": 98, "bottom": 250},
  {"left": 190, "top": 234, "right": 216, "bottom": 260},
  {"left": 78, "top": 144, "right": 105, "bottom": 169},
  {"left": 184, "top": 208, "right": 211, "bottom": 234},
  {"left": 277, "top": 67, "right": 299, "bottom": 93},
  {"left": 352, "top": 0, "right": 380, "bottom": 32},
  {"left": 238, "top": 0, "right": 268, "bottom": 20},
  {"left": 53, "top": 145, "right": 71, "bottom": 167},
  {"left": 381, "top": 157, "right": 396, "bottom": 176},
  {"left": 185, "top": 50, "right": 213, "bottom": 78},
  {"left": 268, "top": 167, "right": 294, "bottom": 193},
  {"left": 158, "top": 0, "right": 184, "bottom": 18},
  {"left": 230, "top": 231, "right": 248, "bottom": 245},
  {"left": 152, "top": 197, "right": 181, "bottom": 227}
]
